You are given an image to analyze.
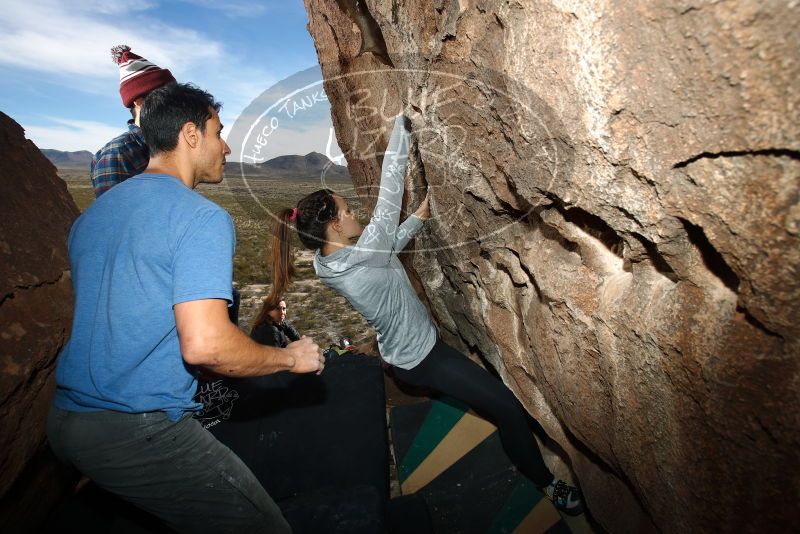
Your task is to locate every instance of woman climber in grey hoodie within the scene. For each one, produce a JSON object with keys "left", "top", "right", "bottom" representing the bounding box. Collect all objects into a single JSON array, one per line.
[{"left": 266, "top": 113, "right": 585, "bottom": 516}]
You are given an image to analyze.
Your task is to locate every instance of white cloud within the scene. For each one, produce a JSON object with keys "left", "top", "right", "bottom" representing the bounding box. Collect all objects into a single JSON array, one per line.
[
  {"left": 0, "top": 1, "right": 223, "bottom": 79},
  {"left": 23, "top": 117, "right": 124, "bottom": 153},
  {"left": 0, "top": 0, "right": 294, "bottom": 115},
  {"left": 175, "top": 0, "right": 269, "bottom": 18},
  {"left": 63, "top": 0, "right": 159, "bottom": 15},
  {"left": 1, "top": 0, "right": 328, "bottom": 153}
]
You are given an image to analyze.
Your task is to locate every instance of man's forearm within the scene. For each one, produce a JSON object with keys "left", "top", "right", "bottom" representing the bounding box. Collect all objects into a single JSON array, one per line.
[
  {"left": 176, "top": 298, "right": 322, "bottom": 376},
  {"left": 182, "top": 318, "right": 296, "bottom": 376}
]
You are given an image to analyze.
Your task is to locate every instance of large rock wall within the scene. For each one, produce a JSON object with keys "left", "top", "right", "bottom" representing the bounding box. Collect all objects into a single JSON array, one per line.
[
  {"left": 303, "top": 1, "right": 800, "bottom": 532},
  {"left": 0, "top": 111, "right": 79, "bottom": 526}
]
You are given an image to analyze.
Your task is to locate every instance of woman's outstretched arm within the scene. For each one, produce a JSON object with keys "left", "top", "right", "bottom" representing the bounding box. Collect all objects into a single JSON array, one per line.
[
  {"left": 393, "top": 192, "right": 430, "bottom": 251},
  {"left": 346, "top": 114, "right": 412, "bottom": 265}
]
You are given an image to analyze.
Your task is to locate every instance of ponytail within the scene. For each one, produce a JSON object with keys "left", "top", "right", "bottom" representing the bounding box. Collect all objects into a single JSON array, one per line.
[
  {"left": 254, "top": 189, "right": 338, "bottom": 329},
  {"left": 266, "top": 207, "right": 297, "bottom": 308}
]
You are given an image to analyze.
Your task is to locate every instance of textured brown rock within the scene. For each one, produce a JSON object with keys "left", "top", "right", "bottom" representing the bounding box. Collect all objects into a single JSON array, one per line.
[
  {"left": 303, "top": 1, "right": 799, "bottom": 532},
  {"left": 0, "top": 111, "right": 80, "bottom": 524}
]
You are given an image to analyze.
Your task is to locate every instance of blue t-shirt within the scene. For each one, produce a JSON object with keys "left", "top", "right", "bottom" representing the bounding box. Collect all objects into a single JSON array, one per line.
[{"left": 53, "top": 173, "right": 235, "bottom": 421}]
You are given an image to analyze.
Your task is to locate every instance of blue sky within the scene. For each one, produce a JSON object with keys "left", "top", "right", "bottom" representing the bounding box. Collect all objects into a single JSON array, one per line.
[{"left": 0, "top": 0, "right": 334, "bottom": 158}]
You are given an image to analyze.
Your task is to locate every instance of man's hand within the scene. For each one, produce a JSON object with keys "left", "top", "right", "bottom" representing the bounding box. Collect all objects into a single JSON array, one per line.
[
  {"left": 414, "top": 192, "right": 431, "bottom": 220},
  {"left": 285, "top": 336, "right": 325, "bottom": 375}
]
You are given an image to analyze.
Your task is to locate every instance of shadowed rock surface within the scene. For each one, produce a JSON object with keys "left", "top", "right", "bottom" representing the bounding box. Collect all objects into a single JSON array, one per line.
[
  {"left": 0, "top": 112, "right": 80, "bottom": 528},
  {"left": 302, "top": 1, "right": 799, "bottom": 532}
]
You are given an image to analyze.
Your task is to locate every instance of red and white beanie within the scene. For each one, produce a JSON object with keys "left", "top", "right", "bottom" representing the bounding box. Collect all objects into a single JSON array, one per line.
[{"left": 111, "top": 45, "right": 176, "bottom": 108}]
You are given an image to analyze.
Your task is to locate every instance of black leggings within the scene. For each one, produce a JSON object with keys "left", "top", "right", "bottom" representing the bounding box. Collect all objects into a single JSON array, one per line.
[{"left": 393, "top": 338, "right": 553, "bottom": 488}]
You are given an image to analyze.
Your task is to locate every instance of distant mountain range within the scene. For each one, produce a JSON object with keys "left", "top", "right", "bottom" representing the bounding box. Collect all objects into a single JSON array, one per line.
[
  {"left": 43, "top": 148, "right": 350, "bottom": 180},
  {"left": 41, "top": 149, "right": 93, "bottom": 169},
  {"left": 226, "top": 152, "right": 350, "bottom": 180}
]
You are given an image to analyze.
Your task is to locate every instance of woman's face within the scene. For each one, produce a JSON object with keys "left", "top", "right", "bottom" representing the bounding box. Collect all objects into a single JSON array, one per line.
[
  {"left": 332, "top": 194, "right": 363, "bottom": 241},
  {"left": 268, "top": 301, "right": 287, "bottom": 323}
]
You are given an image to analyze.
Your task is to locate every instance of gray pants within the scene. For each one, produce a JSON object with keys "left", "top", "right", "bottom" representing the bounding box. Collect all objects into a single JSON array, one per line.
[{"left": 47, "top": 406, "right": 290, "bottom": 534}]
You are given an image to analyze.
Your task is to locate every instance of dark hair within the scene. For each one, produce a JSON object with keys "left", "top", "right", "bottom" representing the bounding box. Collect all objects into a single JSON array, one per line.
[
  {"left": 140, "top": 82, "right": 222, "bottom": 156},
  {"left": 266, "top": 189, "right": 338, "bottom": 306}
]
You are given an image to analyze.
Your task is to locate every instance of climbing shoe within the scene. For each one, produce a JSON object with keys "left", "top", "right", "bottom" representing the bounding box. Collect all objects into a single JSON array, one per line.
[{"left": 545, "top": 479, "right": 585, "bottom": 516}]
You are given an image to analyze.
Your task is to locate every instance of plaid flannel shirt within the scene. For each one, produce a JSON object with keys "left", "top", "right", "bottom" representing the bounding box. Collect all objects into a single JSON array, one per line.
[{"left": 90, "top": 122, "right": 149, "bottom": 198}]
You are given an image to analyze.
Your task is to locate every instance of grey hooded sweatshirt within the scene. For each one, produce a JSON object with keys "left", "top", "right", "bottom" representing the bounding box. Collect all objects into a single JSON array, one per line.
[{"left": 313, "top": 115, "right": 437, "bottom": 370}]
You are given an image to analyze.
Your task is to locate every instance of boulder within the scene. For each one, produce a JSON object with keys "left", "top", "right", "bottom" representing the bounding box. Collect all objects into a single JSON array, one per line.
[
  {"left": 302, "top": 1, "right": 800, "bottom": 531},
  {"left": 0, "top": 111, "right": 80, "bottom": 527}
]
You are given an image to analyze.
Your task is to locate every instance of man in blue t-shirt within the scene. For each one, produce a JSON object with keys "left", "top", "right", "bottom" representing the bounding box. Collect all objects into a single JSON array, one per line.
[{"left": 48, "top": 83, "right": 324, "bottom": 534}]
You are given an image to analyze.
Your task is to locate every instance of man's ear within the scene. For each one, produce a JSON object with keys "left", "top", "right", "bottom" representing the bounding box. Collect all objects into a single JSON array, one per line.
[{"left": 180, "top": 121, "right": 200, "bottom": 149}]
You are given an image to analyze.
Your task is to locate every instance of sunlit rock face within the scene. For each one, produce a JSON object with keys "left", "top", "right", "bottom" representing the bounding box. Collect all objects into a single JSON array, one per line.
[
  {"left": 0, "top": 111, "right": 79, "bottom": 524},
  {"left": 303, "top": 1, "right": 799, "bottom": 531}
]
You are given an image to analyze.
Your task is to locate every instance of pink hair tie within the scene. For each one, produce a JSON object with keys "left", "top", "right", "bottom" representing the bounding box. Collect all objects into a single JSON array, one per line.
[{"left": 289, "top": 207, "right": 299, "bottom": 221}]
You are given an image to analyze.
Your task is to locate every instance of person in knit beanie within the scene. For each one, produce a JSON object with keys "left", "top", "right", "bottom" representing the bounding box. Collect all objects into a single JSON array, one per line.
[
  {"left": 89, "top": 45, "right": 176, "bottom": 198},
  {"left": 89, "top": 45, "right": 242, "bottom": 324}
]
